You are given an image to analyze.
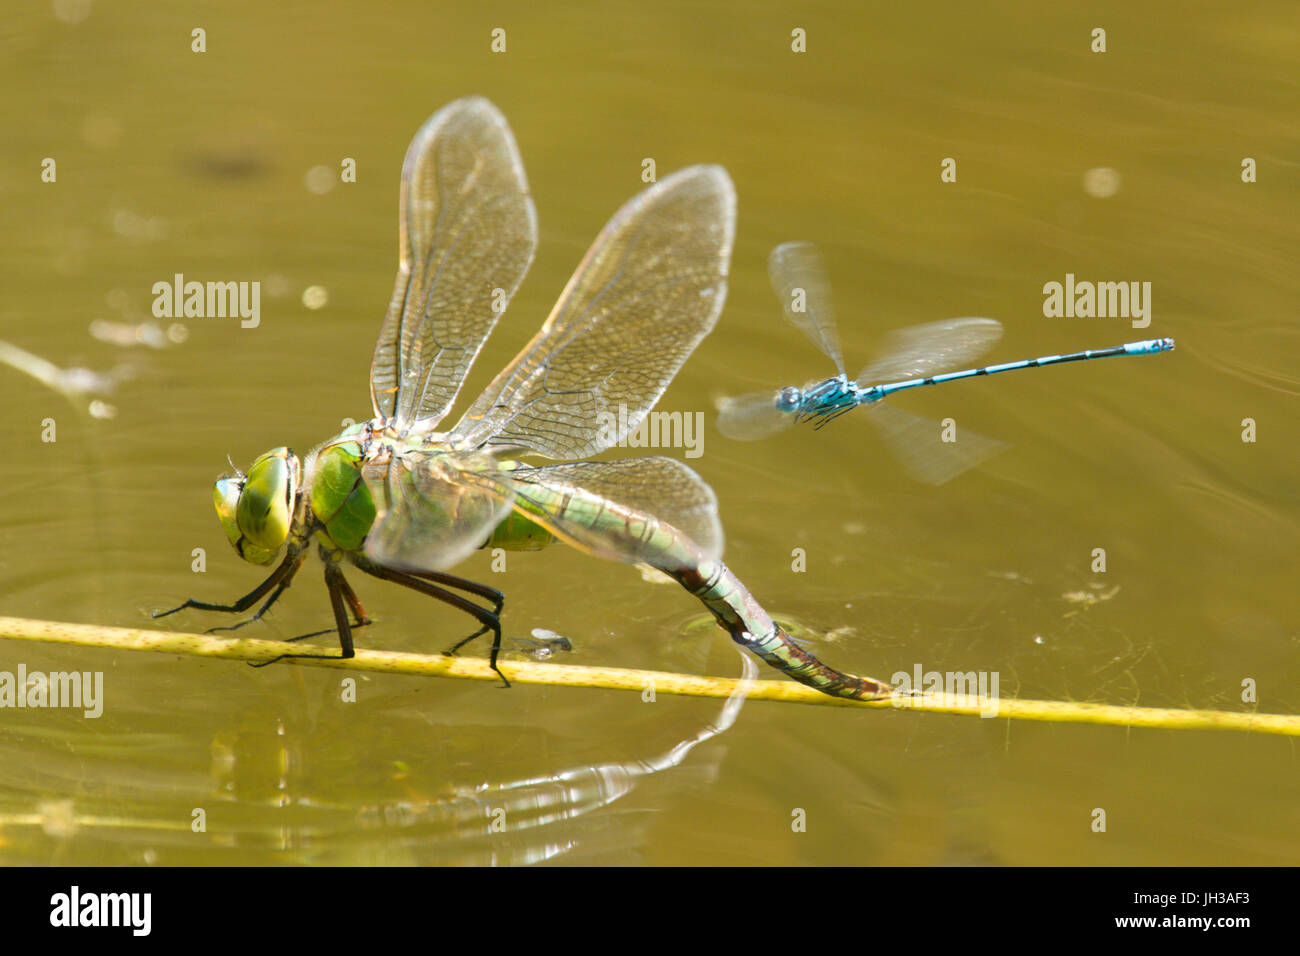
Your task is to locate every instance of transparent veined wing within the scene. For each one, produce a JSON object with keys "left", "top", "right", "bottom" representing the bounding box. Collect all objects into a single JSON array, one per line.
[
  {"left": 370, "top": 97, "right": 538, "bottom": 435},
  {"left": 365, "top": 454, "right": 722, "bottom": 573},
  {"left": 449, "top": 165, "right": 735, "bottom": 460},
  {"left": 866, "top": 403, "right": 1008, "bottom": 485},
  {"left": 767, "top": 241, "right": 845, "bottom": 373},
  {"left": 714, "top": 389, "right": 796, "bottom": 440},
  {"left": 856, "top": 318, "right": 1002, "bottom": 386},
  {"left": 506, "top": 457, "right": 723, "bottom": 566},
  {"left": 362, "top": 448, "right": 515, "bottom": 572}
]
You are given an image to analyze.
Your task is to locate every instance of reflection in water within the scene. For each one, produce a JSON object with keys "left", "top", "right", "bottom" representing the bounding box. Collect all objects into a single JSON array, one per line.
[
  {"left": 0, "top": 652, "right": 757, "bottom": 865},
  {"left": 0, "top": 339, "right": 130, "bottom": 420},
  {"left": 346, "top": 653, "right": 758, "bottom": 865},
  {"left": 0, "top": 313, "right": 187, "bottom": 422}
]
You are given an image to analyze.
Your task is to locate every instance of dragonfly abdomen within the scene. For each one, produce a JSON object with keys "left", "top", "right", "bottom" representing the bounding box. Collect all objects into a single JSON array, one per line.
[
  {"left": 484, "top": 508, "right": 556, "bottom": 551},
  {"left": 661, "top": 550, "right": 891, "bottom": 700}
]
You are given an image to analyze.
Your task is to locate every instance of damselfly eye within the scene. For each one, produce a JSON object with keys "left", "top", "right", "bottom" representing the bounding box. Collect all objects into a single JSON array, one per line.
[{"left": 776, "top": 387, "right": 802, "bottom": 412}]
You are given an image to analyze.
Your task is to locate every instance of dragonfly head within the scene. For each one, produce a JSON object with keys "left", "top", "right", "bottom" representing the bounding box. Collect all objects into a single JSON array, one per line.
[
  {"left": 775, "top": 386, "right": 802, "bottom": 413},
  {"left": 213, "top": 447, "right": 302, "bottom": 565}
]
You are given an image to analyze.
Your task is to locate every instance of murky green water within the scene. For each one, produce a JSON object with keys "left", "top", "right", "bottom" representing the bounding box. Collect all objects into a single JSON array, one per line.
[{"left": 1, "top": 1, "right": 1296, "bottom": 864}]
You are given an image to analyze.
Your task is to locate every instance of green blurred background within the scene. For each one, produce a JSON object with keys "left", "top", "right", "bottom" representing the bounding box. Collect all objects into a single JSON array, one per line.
[{"left": 0, "top": 0, "right": 1295, "bottom": 864}]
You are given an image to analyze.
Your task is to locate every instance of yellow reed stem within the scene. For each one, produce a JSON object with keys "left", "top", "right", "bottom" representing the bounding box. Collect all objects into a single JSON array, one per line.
[{"left": 0, "top": 615, "right": 1293, "bottom": 736}]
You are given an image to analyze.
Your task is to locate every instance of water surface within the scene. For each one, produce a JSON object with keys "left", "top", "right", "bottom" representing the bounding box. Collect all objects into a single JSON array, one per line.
[{"left": 1, "top": 0, "right": 1296, "bottom": 864}]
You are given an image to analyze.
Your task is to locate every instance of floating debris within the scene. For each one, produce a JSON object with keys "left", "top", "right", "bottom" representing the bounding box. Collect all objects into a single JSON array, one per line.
[
  {"left": 304, "top": 165, "right": 336, "bottom": 195},
  {"left": 37, "top": 799, "right": 78, "bottom": 840},
  {"left": 301, "top": 285, "right": 329, "bottom": 310},
  {"left": 1082, "top": 166, "right": 1122, "bottom": 198},
  {"left": 1062, "top": 584, "right": 1121, "bottom": 617},
  {"left": 824, "top": 625, "right": 856, "bottom": 644},
  {"left": 988, "top": 569, "right": 1033, "bottom": 584},
  {"left": 110, "top": 209, "right": 168, "bottom": 241},
  {"left": 89, "top": 318, "right": 187, "bottom": 349},
  {"left": 506, "top": 629, "right": 574, "bottom": 661}
]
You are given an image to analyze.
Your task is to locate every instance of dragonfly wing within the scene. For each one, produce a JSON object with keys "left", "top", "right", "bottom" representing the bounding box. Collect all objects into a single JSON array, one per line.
[
  {"left": 856, "top": 317, "right": 1002, "bottom": 386},
  {"left": 448, "top": 165, "right": 736, "bottom": 459},
  {"left": 768, "top": 241, "right": 845, "bottom": 373},
  {"left": 714, "top": 389, "right": 796, "bottom": 440},
  {"left": 363, "top": 449, "right": 515, "bottom": 572},
  {"left": 508, "top": 457, "right": 723, "bottom": 565},
  {"left": 867, "top": 403, "right": 1008, "bottom": 485},
  {"left": 370, "top": 97, "right": 538, "bottom": 434}
]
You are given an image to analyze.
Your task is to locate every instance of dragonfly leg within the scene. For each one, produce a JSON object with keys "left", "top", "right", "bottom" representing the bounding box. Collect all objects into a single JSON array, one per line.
[
  {"left": 406, "top": 569, "right": 504, "bottom": 618},
  {"left": 153, "top": 548, "right": 307, "bottom": 620},
  {"left": 206, "top": 577, "right": 294, "bottom": 634},
  {"left": 274, "top": 618, "right": 373, "bottom": 645},
  {"left": 811, "top": 405, "right": 856, "bottom": 429},
  {"left": 337, "top": 572, "right": 373, "bottom": 626},
  {"left": 249, "top": 561, "right": 358, "bottom": 668},
  {"left": 351, "top": 558, "right": 509, "bottom": 688},
  {"left": 275, "top": 572, "right": 373, "bottom": 643}
]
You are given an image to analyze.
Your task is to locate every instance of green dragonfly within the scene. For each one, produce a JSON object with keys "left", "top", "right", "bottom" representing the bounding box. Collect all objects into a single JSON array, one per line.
[{"left": 155, "top": 97, "right": 890, "bottom": 701}]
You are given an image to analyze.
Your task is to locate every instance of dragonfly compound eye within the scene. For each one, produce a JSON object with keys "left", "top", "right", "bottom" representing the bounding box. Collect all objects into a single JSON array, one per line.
[
  {"left": 776, "top": 387, "right": 802, "bottom": 413},
  {"left": 213, "top": 447, "right": 300, "bottom": 565}
]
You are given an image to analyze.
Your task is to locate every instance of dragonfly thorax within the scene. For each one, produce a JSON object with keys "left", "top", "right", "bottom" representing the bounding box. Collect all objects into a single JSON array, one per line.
[
  {"left": 213, "top": 447, "right": 302, "bottom": 566},
  {"left": 796, "top": 375, "right": 860, "bottom": 421}
]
